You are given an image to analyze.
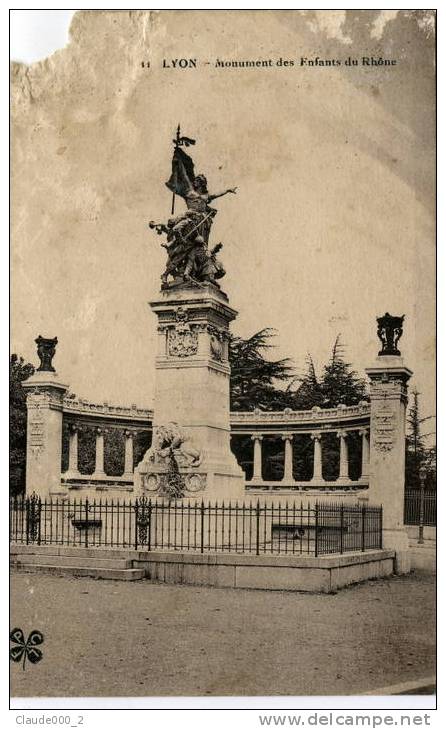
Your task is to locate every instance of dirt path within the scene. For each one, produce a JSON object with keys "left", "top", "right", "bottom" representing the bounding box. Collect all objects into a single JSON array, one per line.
[{"left": 10, "top": 572, "right": 435, "bottom": 697}]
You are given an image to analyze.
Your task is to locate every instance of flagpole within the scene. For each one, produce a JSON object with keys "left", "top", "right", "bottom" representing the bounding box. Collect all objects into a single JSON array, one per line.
[{"left": 171, "top": 123, "right": 181, "bottom": 216}]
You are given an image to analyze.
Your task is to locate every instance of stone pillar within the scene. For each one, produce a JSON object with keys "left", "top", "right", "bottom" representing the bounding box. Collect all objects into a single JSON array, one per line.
[
  {"left": 251, "top": 434, "right": 263, "bottom": 484},
  {"left": 135, "top": 284, "right": 245, "bottom": 500},
  {"left": 22, "top": 371, "right": 68, "bottom": 498},
  {"left": 366, "top": 355, "right": 412, "bottom": 573},
  {"left": 281, "top": 434, "right": 294, "bottom": 483},
  {"left": 359, "top": 428, "right": 370, "bottom": 483},
  {"left": 94, "top": 428, "right": 105, "bottom": 477},
  {"left": 66, "top": 424, "right": 80, "bottom": 477},
  {"left": 337, "top": 430, "right": 350, "bottom": 485},
  {"left": 311, "top": 432, "right": 324, "bottom": 484},
  {"left": 124, "top": 430, "right": 134, "bottom": 478}
]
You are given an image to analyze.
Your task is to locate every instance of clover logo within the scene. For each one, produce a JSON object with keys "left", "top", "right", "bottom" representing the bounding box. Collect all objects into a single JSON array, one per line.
[{"left": 10, "top": 628, "right": 44, "bottom": 670}]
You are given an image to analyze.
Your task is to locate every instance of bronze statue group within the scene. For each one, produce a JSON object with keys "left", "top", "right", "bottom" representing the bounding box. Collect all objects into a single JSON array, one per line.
[{"left": 149, "top": 128, "right": 237, "bottom": 288}]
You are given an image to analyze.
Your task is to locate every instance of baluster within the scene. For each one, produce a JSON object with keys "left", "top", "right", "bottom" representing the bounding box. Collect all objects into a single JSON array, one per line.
[
  {"left": 124, "top": 430, "right": 134, "bottom": 478},
  {"left": 93, "top": 428, "right": 105, "bottom": 477},
  {"left": 359, "top": 428, "right": 370, "bottom": 484},
  {"left": 311, "top": 433, "right": 324, "bottom": 484},
  {"left": 281, "top": 434, "right": 295, "bottom": 484},
  {"left": 337, "top": 430, "right": 351, "bottom": 485},
  {"left": 250, "top": 434, "right": 264, "bottom": 484},
  {"left": 67, "top": 424, "right": 80, "bottom": 477}
]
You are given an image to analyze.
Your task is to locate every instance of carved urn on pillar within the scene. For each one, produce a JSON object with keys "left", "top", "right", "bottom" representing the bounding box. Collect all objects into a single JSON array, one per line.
[
  {"left": 22, "top": 336, "right": 68, "bottom": 497},
  {"left": 35, "top": 335, "right": 58, "bottom": 372},
  {"left": 365, "top": 314, "right": 412, "bottom": 573}
]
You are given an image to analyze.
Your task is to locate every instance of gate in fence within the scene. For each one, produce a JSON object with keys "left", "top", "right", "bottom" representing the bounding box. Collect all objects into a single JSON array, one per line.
[{"left": 404, "top": 490, "right": 436, "bottom": 527}]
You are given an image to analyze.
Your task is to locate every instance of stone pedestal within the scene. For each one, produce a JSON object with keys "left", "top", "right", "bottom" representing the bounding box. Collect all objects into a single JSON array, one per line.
[
  {"left": 22, "top": 371, "right": 68, "bottom": 498},
  {"left": 135, "top": 283, "right": 245, "bottom": 501},
  {"left": 365, "top": 356, "right": 412, "bottom": 573}
]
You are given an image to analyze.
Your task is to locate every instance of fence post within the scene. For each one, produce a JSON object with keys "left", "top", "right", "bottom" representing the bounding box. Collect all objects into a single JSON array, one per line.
[
  {"left": 379, "top": 505, "right": 383, "bottom": 549},
  {"left": 147, "top": 500, "right": 152, "bottom": 552},
  {"left": 200, "top": 501, "right": 205, "bottom": 554},
  {"left": 37, "top": 497, "right": 42, "bottom": 546},
  {"left": 340, "top": 504, "right": 344, "bottom": 555},
  {"left": 361, "top": 504, "right": 366, "bottom": 552},
  {"left": 84, "top": 498, "right": 89, "bottom": 549},
  {"left": 255, "top": 500, "right": 260, "bottom": 556},
  {"left": 314, "top": 503, "right": 319, "bottom": 557},
  {"left": 134, "top": 498, "right": 139, "bottom": 550},
  {"left": 25, "top": 497, "right": 29, "bottom": 545},
  {"left": 418, "top": 468, "right": 427, "bottom": 544}
]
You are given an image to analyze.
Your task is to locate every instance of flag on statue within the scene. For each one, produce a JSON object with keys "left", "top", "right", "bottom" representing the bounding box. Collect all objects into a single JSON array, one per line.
[{"left": 165, "top": 146, "right": 195, "bottom": 198}]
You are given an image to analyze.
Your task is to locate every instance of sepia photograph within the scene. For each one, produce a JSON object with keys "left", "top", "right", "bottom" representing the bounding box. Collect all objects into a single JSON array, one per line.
[{"left": 9, "top": 8, "right": 436, "bottom": 709}]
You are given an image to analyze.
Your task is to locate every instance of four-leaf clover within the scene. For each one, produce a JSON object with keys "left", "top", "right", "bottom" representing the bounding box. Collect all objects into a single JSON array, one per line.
[{"left": 10, "top": 628, "right": 44, "bottom": 670}]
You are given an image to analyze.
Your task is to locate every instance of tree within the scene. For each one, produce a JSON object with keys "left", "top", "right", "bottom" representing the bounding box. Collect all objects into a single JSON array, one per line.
[
  {"left": 10, "top": 354, "right": 34, "bottom": 496},
  {"left": 405, "top": 389, "right": 436, "bottom": 490},
  {"left": 292, "top": 336, "right": 368, "bottom": 410},
  {"left": 229, "top": 333, "right": 368, "bottom": 481},
  {"left": 292, "top": 354, "right": 325, "bottom": 410},
  {"left": 229, "top": 328, "right": 295, "bottom": 411},
  {"left": 320, "top": 336, "right": 368, "bottom": 407}
]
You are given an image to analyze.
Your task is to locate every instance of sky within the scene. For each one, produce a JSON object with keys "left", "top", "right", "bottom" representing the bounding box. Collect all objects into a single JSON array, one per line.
[{"left": 11, "top": 10, "right": 435, "bottom": 420}]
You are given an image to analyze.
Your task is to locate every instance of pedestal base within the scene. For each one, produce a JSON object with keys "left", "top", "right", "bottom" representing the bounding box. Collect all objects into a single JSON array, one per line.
[
  {"left": 382, "top": 528, "right": 410, "bottom": 574},
  {"left": 22, "top": 372, "right": 68, "bottom": 498},
  {"left": 135, "top": 445, "right": 246, "bottom": 502},
  {"left": 137, "top": 283, "right": 246, "bottom": 502}
]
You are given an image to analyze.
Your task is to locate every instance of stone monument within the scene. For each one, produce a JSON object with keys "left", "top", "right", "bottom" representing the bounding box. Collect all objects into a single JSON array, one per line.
[
  {"left": 366, "top": 313, "right": 412, "bottom": 573},
  {"left": 22, "top": 336, "right": 68, "bottom": 498},
  {"left": 135, "top": 128, "right": 245, "bottom": 500}
]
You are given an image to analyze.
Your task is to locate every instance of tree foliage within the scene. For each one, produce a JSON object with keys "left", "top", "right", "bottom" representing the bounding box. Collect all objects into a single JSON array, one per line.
[
  {"left": 405, "top": 389, "right": 436, "bottom": 490},
  {"left": 292, "top": 336, "right": 368, "bottom": 410},
  {"left": 10, "top": 354, "right": 34, "bottom": 496},
  {"left": 229, "top": 332, "right": 368, "bottom": 481},
  {"left": 229, "top": 328, "right": 295, "bottom": 411}
]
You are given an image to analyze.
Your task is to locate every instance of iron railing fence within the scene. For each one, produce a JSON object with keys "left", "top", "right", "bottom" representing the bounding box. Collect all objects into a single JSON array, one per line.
[
  {"left": 404, "top": 490, "right": 436, "bottom": 527},
  {"left": 9, "top": 495, "right": 383, "bottom": 557}
]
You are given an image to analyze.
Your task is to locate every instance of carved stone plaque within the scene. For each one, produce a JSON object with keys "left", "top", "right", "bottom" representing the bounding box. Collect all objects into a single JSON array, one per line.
[
  {"left": 373, "top": 406, "right": 396, "bottom": 452},
  {"left": 167, "top": 307, "right": 198, "bottom": 357},
  {"left": 144, "top": 474, "right": 159, "bottom": 491},
  {"left": 185, "top": 473, "right": 206, "bottom": 492},
  {"left": 29, "top": 405, "right": 45, "bottom": 458},
  {"left": 168, "top": 327, "right": 198, "bottom": 357}
]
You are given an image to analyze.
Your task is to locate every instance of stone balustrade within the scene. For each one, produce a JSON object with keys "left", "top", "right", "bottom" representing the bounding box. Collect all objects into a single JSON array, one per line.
[
  {"left": 62, "top": 396, "right": 153, "bottom": 421},
  {"left": 247, "top": 427, "right": 369, "bottom": 491},
  {"left": 61, "top": 396, "right": 152, "bottom": 489},
  {"left": 59, "top": 397, "right": 370, "bottom": 492},
  {"left": 231, "top": 402, "right": 370, "bottom": 426}
]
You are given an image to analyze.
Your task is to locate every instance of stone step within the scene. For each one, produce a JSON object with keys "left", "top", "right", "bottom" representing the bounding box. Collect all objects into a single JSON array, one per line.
[
  {"left": 10, "top": 562, "right": 146, "bottom": 581},
  {"left": 10, "top": 544, "right": 137, "bottom": 560},
  {"left": 10, "top": 553, "right": 133, "bottom": 569}
]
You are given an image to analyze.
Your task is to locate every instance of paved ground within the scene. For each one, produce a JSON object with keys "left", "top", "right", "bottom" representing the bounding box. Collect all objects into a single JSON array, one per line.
[{"left": 10, "top": 571, "right": 435, "bottom": 697}]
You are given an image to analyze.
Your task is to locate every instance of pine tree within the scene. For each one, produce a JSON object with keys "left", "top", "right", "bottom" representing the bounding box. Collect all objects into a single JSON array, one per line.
[
  {"left": 320, "top": 335, "right": 368, "bottom": 407},
  {"left": 405, "top": 390, "right": 436, "bottom": 490},
  {"left": 291, "top": 336, "right": 368, "bottom": 410},
  {"left": 229, "top": 328, "right": 295, "bottom": 411},
  {"left": 292, "top": 354, "right": 324, "bottom": 410}
]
